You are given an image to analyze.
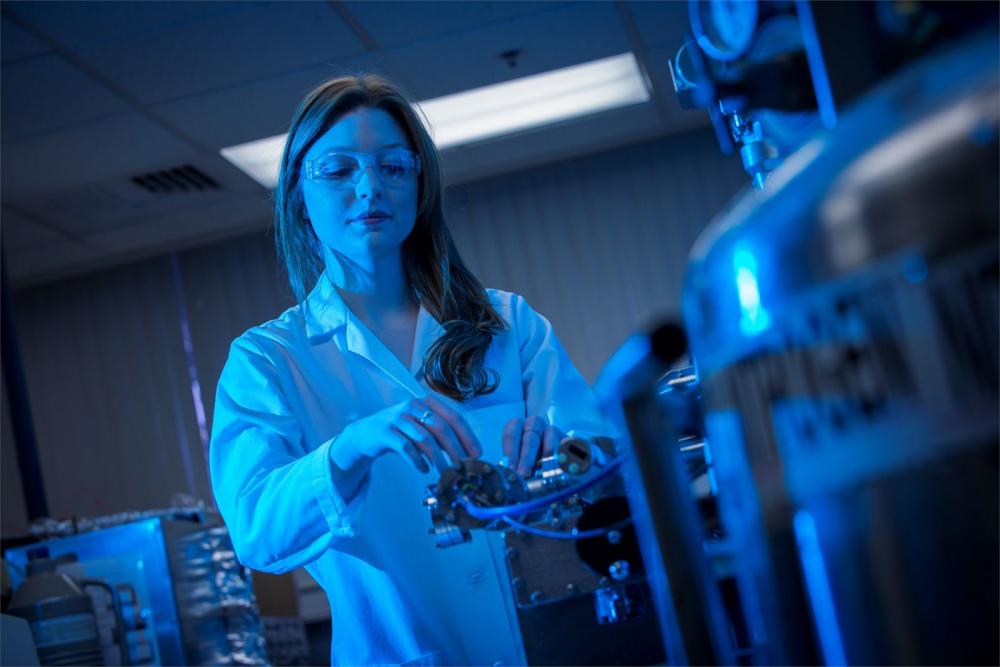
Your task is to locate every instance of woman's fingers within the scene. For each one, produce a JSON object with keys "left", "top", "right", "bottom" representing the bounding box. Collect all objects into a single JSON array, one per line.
[
  {"left": 423, "top": 395, "right": 482, "bottom": 458},
  {"left": 502, "top": 417, "right": 523, "bottom": 467},
  {"left": 392, "top": 421, "right": 438, "bottom": 469},
  {"left": 517, "top": 416, "right": 547, "bottom": 477},
  {"left": 401, "top": 441, "right": 430, "bottom": 474},
  {"left": 541, "top": 424, "right": 563, "bottom": 458},
  {"left": 404, "top": 408, "right": 463, "bottom": 466}
]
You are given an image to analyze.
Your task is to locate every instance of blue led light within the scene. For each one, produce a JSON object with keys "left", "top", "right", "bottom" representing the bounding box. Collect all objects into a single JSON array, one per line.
[{"left": 733, "top": 245, "right": 771, "bottom": 335}]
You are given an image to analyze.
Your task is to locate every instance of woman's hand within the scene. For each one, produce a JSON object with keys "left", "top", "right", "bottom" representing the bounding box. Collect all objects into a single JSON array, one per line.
[
  {"left": 334, "top": 395, "right": 482, "bottom": 474},
  {"left": 502, "top": 416, "right": 566, "bottom": 477}
]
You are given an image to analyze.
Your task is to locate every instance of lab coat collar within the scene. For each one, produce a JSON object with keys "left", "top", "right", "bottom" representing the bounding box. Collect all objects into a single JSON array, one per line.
[
  {"left": 303, "top": 271, "right": 349, "bottom": 339},
  {"left": 303, "top": 272, "right": 446, "bottom": 397}
]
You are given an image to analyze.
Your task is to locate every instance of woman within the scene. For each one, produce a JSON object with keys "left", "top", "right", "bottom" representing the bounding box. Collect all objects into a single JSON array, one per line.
[{"left": 210, "top": 74, "right": 612, "bottom": 666}]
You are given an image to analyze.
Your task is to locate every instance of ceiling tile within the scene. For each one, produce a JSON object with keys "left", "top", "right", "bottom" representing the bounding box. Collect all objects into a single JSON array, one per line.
[
  {"left": 63, "top": 2, "right": 367, "bottom": 104},
  {"left": 152, "top": 55, "right": 403, "bottom": 149},
  {"left": 383, "top": 2, "right": 633, "bottom": 100},
  {"left": 344, "top": 0, "right": 555, "bottom": 49},
  {"left": 5, "top": 151, "right": 266, "bottom": 237},
  {"left": 1, "top": 113, "right": 197, "bottom": 198},
  {"left": 627, "top": 0, "right": 690, "bottom": 50},
  {"left": 1, "top": 16, "right": 50, "bottom": 63},
  {"left": 0, "top": 207, "right": 66, "bottom": 250},
  {"left": 5, "top": 1, "right": 249, "bottom": 51},
  {"left": 1, "top": 54, "right": 131, "bottom": 141},
  {"left": 87, "top": 195, "right": 271, "bottom": 255}
]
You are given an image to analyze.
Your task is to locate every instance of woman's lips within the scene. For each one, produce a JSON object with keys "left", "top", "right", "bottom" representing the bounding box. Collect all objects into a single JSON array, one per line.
[{"left": 356, "top": 215, "right": 389, "bottom": 225}]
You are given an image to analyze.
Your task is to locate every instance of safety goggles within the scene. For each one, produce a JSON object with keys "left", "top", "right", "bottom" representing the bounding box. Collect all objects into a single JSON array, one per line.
[{"left": 303, "top": 148, "right": 422, "bottom": 188}]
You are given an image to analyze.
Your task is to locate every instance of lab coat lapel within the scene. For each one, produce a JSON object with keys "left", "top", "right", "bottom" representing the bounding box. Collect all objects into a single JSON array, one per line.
[
  {"left": 344, "top": 316, "right": 426, "bottom": 398},
  {"left": 304, "top": 271, "right": 428, "bottom": 397}
]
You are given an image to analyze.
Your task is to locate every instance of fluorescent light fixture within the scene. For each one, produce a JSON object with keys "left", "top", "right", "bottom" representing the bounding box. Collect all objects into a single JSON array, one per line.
[
  {"left": 417, "top": 52, "right": 650, "bottom": 149},
  {"left": 221, "top": 53, "right": 649, "bottom": 188},
  {"left": 220, "top": 134, "right": 287, "bottom": 190}
]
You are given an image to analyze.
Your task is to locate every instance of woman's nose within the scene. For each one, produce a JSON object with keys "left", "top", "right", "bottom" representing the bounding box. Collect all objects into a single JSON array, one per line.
[{"left": 354, "top": 165, "right": 384, "bottom": 199}]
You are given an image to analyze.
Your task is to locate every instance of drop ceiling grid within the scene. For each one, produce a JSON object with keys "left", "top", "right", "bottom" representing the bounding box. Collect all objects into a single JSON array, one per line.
[
  {"left": 1, "top": 53, "right": 132, "bottom": 142},
  {"left": 0, "top": 15, "right": 50, "bottom": 63},
  {"left": 342, "top": 0, "right": 561, "bottom": 50},
  {"left": 43, "top": 3, "right": 368, "bottom": 105},
  {"left": 0, "top": 207, "right": 67, "bottom": 250},
  {"left": 150, "top": 55, "right": 405, "bottom": 149},
  {"left": 0, "top": 1, "right": 702, "bottom": 287},
  {"left": 1, "top": 112, "right": 207, "bottom": 199},
  {"left": 3, "top": 1, "right": 253, "bottom": 52},
  {"left": 381, "top": 2, "right": 635, "bottom": 100},
  {"left": 626, "top": 0, "right": 691, "bottom": 50}
]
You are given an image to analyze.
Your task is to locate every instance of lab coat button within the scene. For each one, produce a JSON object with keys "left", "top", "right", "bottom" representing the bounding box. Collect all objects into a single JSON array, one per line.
[{"left": 468, "top": 570, "right": 485, "bottom": 584}]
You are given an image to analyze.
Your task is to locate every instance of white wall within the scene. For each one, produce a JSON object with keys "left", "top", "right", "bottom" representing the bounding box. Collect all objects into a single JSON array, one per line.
[{"left": 2, "top": 129, "right": 747, "bottom": 533}]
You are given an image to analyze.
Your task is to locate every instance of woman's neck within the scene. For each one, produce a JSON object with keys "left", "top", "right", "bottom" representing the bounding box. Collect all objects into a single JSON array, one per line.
[{"left": 324, "top": 248, "right": 415, "bottom": 316}]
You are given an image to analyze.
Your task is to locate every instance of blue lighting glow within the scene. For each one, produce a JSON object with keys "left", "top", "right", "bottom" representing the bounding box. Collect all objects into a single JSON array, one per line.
[
  {"left": 794, "top": 510, "right": 847, "bottom": 666},
  {"left": 733, "top": 245, "right": 771, "bottom": 335},
  {"left": 902, "top": 255, "right": 929, "bottom": 284}
]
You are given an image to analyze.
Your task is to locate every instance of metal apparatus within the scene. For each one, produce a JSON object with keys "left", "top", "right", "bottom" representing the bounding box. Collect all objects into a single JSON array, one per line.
[
  {"left": 422, "top": 438, "right": 664, "bottom": 665},
  {"left": 7, "top": 554, "right": 121, "bottom": 666},
  {"left": 415, "top": 5, "right": 997, "bottom": 665},
  {"left": 671, "top": 0, "right": 998, "bottom": 189},
  {"left": 4, "top": 509, "right": 269, "bottom": 666},
  {"left": 597, "top": 2, "right": 999, "bottom": 666}
]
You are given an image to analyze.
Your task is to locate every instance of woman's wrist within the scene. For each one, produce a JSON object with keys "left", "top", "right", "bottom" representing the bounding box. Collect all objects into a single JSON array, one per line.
[{"left": 328, "top": 424, "right": 370, "bottom": 472}]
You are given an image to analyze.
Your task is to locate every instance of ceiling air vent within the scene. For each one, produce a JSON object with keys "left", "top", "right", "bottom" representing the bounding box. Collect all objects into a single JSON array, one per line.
[{"left": 131, "top": 165, "right": 220, "bottom": 194}]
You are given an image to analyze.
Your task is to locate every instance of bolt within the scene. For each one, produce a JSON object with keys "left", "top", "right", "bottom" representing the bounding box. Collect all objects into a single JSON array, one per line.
[
  {"left": 549, "top": 517, "right": 561, "bottom": 528},
  {"left": 565, "top": 583, "right": 577, "bottom": 596},
  {"left": 568, "top": 462, "right": 580, "bottom": 474},
  {"left": 609, "top": 560, "right": 630, "bottom": 581},
  {"left": 530, "top": 590, "right": 545, "bottom": 604},
  {"left": 445, "top": 511, "right": 456, "bottom": 523},
  {"left": 557, "top": 453, "right": 567, "bottom": 464},
  {"left": 607, "top": 530, "right": 622, "bottom": 545}
]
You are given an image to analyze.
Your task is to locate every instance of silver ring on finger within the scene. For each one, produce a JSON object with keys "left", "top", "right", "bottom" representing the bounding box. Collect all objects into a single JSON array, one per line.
[{"left": 418, "top": 409, "right": 433, "bottom": 427}]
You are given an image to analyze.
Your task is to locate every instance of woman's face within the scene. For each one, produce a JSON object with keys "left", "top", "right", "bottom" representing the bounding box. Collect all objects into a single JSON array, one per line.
[{"left": 300, "top": 107, "right": 420, "bottom": 264}]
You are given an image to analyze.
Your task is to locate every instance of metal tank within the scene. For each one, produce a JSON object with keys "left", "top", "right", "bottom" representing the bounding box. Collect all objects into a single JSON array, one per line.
[{"left": 680, "top": 27, "right": 999, "bottom": 666}]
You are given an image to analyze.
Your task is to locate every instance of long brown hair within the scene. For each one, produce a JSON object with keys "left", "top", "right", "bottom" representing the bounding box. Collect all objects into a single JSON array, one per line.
[{"left": 274, "top": 74, "right": 506, "bottom": 400}]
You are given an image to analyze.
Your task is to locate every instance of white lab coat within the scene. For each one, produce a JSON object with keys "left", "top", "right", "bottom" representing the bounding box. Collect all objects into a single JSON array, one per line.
[{"left": 210, "top": 272, "right": 612, "bottom": 665}]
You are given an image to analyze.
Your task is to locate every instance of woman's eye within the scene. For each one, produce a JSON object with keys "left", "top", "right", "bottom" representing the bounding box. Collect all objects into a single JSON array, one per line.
[
  {"left": 318, "top": 163, "right": 354, "bottom": 179},
  {"left": 380, "top": 163, "right": 406, "bottom": 177}
]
